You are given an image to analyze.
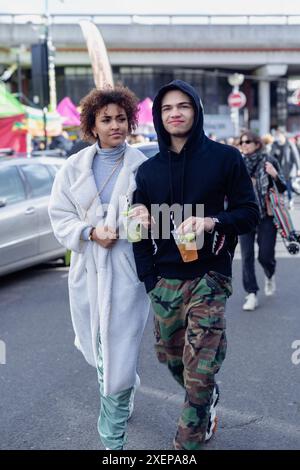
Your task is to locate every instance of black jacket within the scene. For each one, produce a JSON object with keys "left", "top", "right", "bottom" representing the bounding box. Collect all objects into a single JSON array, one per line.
[
  {"left": 271, "top": 140, "right": 299, "bottom": 180},
  {"left": 133, "top": 80, "right": 259, "bottom": 293},
  {"left": 266, "top": 155, "right": 287, "bottom": 193}
]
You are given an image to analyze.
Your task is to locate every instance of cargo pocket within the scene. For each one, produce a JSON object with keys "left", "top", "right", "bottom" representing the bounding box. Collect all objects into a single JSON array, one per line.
[
  {"left": 200, "top": 271, "right": 232, "bottom": 330},
  {"left": 206, "top": 270, "right": 233, "bottom": 298}
]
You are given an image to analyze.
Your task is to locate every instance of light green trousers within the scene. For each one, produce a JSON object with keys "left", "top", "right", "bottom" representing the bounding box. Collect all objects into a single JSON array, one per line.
[{"left": 96, "top": 336, "right": 133, "bottom": 450}]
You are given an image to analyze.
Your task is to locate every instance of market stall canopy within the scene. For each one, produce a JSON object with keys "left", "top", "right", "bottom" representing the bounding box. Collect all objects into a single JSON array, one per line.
[
  {"left": 137, "top": 97, "right": 153, "bottom": 125},
  {"left": 57, "top": 97, "right": 80, "bottom": 127},
  {"left": 0, "top": 114, "right": 27, "bottom": 153},
  {"left": 25, "top": 106, "right": 63, "bottom": 137},
  {"left": 0, "top": 82, "right": 25, "bottom": 117}
]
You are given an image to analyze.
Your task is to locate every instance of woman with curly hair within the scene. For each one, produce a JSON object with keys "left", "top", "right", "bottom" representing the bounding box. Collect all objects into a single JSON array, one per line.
[{"left": 48, "top": 86, "right": 150, "bottom": 450}]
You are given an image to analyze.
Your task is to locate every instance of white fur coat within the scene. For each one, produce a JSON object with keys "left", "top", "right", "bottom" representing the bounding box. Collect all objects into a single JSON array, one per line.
[{"left": 48, "top": 143, "right": 150, "bottom": 396}]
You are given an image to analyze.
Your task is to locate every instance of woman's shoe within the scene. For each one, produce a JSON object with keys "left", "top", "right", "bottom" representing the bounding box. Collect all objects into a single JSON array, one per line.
[
  {"left": 243, "top": 293, "right": 258, "bottom": 311},
  {"left": 264, "top": 276, "right": 276, "bottom": 296}
]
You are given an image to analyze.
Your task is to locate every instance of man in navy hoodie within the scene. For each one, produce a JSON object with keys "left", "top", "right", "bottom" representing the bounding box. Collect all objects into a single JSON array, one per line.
[{"left": 132, "top": 80, "right": 259, "bottom": 450}]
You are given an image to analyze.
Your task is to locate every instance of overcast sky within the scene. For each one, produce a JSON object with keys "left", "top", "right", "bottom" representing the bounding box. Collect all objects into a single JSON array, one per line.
[{"left": 0, "top": 0, "right": 300, "bottom": 15}]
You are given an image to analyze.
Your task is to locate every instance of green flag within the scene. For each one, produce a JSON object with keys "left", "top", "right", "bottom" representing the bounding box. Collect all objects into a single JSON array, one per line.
[{"left": 0, "top": 82, "right": 25, "bottom": 118}]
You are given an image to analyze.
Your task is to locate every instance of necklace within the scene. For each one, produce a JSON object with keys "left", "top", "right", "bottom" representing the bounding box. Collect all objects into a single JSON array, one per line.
[{"left": 83, "top": 152, "right": 124, "bottom": 222}]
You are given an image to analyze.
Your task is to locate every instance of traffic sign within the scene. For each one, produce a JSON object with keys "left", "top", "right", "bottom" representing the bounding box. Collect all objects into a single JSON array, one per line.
[
  {"left": 292, "top": 88, "right": 300, "bottom": 106},
  {"left": 228, "top": 91, "right": 246, "bottom": 109}
]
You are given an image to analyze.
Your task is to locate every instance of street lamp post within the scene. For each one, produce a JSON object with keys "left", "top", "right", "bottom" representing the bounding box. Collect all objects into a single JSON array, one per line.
[
  {"left": 228, "top": 73, "right": 245, "bottom": 137},
  {"left": 44, "top": 0, "right": 57, "bottom": 112}
]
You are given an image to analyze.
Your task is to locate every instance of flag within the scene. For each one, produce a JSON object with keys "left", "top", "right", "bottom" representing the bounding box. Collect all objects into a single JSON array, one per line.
[{"left": 79, "top": 20, "right": 114, "bottom": 89}]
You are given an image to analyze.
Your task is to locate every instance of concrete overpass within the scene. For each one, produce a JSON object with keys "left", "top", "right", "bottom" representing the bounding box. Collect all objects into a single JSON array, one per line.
[
  {"left": 1, "top": 14, "right": 300, "bottom": 71},
  {"left": 1, "top": 14, "right": 300, "bottom": 134}
]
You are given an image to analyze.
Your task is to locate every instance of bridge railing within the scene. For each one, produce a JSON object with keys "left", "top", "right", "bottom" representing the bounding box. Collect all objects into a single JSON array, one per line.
[{"left": 1, "top": 13, "right": 300, "bottom": 25}]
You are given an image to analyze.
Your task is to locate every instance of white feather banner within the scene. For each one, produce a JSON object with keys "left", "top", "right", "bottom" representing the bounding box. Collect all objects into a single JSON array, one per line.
[{"left": 79, "top": 20, "right": 114, "bottom": 89}]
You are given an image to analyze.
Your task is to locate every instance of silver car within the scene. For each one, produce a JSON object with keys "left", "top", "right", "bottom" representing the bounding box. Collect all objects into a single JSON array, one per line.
[
  {"left": 132, "top": 142, "right": 159, "bottom": 159},
  {"left": 0, "top": 156, "right": 66, "bottom": 276}
]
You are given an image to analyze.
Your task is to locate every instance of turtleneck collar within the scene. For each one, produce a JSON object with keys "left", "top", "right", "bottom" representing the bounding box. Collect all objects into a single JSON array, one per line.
[{"left": 95, "top": 141, "right": 126, "bottom": 164}]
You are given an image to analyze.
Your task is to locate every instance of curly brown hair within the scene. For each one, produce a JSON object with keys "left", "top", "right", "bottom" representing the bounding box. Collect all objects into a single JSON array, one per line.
[{"left": 80, "top": 86, "right": 139, "bottom": 142}]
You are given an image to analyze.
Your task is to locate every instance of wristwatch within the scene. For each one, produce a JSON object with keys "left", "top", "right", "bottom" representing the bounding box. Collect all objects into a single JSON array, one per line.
[
  {"left": 212, "top": 217, "right": 220, "bottom": 226},
  {"left": 88, "top": 227, "right": 95, "bottom": 241},
  {"left": 207, "top": 217, "right": 220, "bottom": 234}
]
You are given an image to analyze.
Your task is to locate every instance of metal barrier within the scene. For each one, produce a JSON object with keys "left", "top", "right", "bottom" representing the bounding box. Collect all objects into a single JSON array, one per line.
[{"left": 0, "top": 13, "right": 300, "bottom": 25}]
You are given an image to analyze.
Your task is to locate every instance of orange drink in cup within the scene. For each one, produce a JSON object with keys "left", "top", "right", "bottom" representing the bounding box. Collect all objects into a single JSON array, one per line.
[{"left": 172, "top": 231, "right": 198, "bottom": 263}]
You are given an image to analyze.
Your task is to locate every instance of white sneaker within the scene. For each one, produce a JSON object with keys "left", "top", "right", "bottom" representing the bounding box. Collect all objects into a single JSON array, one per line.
[
  {"left": 264, "top": 276, "right": 276, "bottom": 296},
  {"left": 243, "top": 293, "right": 258, "bottom": 311},
  {"left": 128, "top": 374, "right": 141, "bottom": 419}
]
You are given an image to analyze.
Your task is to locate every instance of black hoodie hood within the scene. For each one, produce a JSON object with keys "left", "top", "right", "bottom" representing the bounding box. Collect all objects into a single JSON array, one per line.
[{"left": 152, "top": 79, "right": 205, "bottom": 155}]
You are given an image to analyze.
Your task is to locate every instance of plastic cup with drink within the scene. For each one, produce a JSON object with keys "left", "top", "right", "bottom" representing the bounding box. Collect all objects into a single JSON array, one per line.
[
  {"left": 121, "top": 205, "right": 142, "bottom": 243},
  {"left": 172, "top": 229, "right": 198, "bottom": 262}
]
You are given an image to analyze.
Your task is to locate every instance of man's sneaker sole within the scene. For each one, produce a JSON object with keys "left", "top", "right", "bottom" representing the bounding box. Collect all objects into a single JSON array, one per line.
[{"left": 205, "top": 384, "right": 219, "bottom": 442}]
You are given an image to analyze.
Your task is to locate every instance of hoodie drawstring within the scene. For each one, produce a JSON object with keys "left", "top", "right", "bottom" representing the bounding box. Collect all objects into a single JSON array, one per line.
[
  {"left": 181, "top": 148, "right": 186, "bottom": 207},
  {"left": 168, "top": 147, "right": 186, "bottom": 229},
  {"left": 168, "top": 150, "right": 174, "bottom": 206}
]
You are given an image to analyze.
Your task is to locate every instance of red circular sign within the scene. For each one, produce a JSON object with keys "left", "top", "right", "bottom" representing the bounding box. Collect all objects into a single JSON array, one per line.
[
  {"left": 228, "top": 91, "right": 246, "bottom": 109},
  {"left": 293, "top": 88, "right": 300, "bottom": 106}
]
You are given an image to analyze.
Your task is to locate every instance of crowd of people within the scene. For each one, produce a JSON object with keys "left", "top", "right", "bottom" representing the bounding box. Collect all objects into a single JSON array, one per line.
[{"left": 48, "top": 80, "right": 298, "bottom": 451}]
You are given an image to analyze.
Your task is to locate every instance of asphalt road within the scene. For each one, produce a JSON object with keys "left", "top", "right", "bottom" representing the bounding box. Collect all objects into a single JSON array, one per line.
[{"left": 1, "top": 203, "right": 300, "bottom": 450}]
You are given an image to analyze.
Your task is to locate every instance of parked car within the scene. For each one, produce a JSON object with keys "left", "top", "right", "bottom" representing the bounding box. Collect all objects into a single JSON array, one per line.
[
  {"left": 0, "top": 156, "right": 67, "bottom": 276},
  {"left": 132, "top": 141, "right": 159, "bottom": 158},
  {"left": 31, "top": 149, "right": 67, "bottom": 158},
  {"left": 0, "top": 148, "right": 14, "bottom": 157}
]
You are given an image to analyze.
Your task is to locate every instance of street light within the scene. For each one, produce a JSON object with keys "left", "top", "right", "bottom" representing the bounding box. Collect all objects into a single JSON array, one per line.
[
  {"left": 228, "top": 73, "right": 245, "bottom": 88},
  {"left": 43, "top": 0, "right": 57, "bottom": 111},
  {"left": 29, "top": 2, "right": 58, "bottom": 149}
]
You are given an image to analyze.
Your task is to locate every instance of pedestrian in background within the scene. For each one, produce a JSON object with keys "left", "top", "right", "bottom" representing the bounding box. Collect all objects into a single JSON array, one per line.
[
  {"left": 239, "top": 131, "right": 286, "bottom": 311},
  {"left": 271, "top": 128, "right": 300, "bottom": 210},
  {"left": 133, "top": 80, "right": 259, "bottom": 449},
  {"left": 49, "top": 86, "right": 150, "bottom": 450},
  {"left": 261, "top": 133, "right": 274, "bottom": 156}
]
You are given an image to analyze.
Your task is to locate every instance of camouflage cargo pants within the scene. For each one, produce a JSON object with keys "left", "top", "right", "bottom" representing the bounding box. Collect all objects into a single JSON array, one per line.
[{"left": 149, "top": 271, "right": 232, "bottom": 450}]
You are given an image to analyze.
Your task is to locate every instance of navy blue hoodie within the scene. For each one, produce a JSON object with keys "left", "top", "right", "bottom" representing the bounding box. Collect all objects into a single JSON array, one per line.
[{"left": 133, "top": 80, "right": 259, "bottom": 293}]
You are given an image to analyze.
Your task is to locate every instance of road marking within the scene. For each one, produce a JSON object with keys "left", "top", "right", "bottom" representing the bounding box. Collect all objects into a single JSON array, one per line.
[{"left": 0, "top": 340, "right": 6, "bottom": 365}]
